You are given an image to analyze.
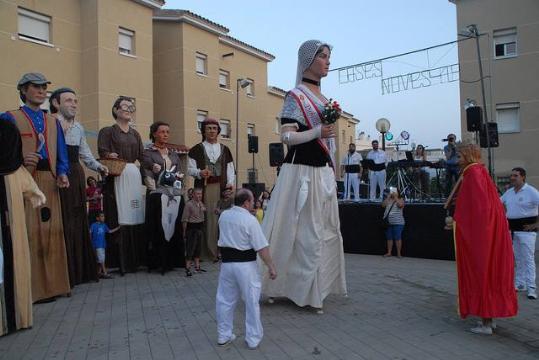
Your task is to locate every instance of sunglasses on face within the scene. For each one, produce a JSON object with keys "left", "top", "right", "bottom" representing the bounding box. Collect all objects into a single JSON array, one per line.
[{"left": 119, "top": 105, "right": 136, "bottom": 112}]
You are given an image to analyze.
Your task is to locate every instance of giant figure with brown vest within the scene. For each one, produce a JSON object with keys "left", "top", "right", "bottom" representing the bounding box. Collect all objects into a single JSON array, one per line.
[
  {"left": 187, "top": 118, "right": 235, "bottom": 261},
  {"left": 0, "top": 73, "right": 71, "bottom": 303}
]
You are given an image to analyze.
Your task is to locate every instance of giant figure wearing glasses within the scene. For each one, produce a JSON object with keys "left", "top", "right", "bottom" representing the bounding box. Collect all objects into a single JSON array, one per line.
[{"left": 98, "top": 96, "right": 145, "bottom": 274}]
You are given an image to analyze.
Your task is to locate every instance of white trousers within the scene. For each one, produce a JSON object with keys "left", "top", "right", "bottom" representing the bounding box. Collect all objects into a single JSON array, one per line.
[
  {"left": 369, "top": 170, "right": 386, "bottom": 200},
  {"left": 216, "top": 261, "right": 262, "bottom": 347},
  {"left": 513, "top": 231, "right": 537, "bottom": 289},
  {"left": 343, "top": 173, "right": 360, "bottom": 200}
]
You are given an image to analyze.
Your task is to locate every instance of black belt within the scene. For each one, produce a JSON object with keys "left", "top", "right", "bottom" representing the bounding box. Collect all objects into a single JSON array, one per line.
[
  {"left": 219, "top": 247, "right": 256, "bottom": 263},
  {"left": 344, "top": 164, "right": 361, "bottom": 173},
  {"left": 371, "top": 163, "right": 386, "bottom": 171},
  {"left": 508, "top": 216, "right": 537, "bottom": 232}
]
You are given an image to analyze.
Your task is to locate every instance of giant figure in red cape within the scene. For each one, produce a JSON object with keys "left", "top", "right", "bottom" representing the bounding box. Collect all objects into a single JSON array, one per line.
[{"left": 452, "top": 143, "right": 517, "bottom": 334}]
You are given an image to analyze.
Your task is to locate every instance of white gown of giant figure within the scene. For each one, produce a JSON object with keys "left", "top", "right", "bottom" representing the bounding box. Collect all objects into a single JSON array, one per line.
[{"left": 260, "top": 39, "right": 347, "bottom": 312}]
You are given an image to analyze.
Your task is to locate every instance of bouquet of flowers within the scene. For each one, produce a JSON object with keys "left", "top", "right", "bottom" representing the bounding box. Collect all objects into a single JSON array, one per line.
[{"left": 322, "top": 99, "right": 341, "bottom": 125}]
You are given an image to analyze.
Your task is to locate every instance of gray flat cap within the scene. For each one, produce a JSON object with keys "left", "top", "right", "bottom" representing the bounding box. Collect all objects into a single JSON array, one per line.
[{"left": 17, "top": 72, "right": 51, "bottom": 90}]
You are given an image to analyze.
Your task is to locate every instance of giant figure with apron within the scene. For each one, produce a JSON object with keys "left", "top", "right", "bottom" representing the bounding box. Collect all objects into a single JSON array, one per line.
[{"left": 98, "top": 96, "right": 145, "bottom": 274}]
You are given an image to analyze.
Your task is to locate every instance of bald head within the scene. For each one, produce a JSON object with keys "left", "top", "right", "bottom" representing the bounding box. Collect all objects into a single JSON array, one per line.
[{"left": 234, "top": 188, "right": 254, "bottom": 210}]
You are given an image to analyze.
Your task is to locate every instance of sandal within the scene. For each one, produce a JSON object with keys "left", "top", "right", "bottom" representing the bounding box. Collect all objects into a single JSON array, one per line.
[{"left": 185, "top": 269, "right": 193, "bottom": 277}]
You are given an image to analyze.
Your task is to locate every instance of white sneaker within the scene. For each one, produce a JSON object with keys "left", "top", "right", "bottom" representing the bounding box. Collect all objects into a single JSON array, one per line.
[
  {"left": 470, "top": 325, "right": 493, "bottom": 335},
  {"left": 476, "top": 320, "right": 497, "bottom": 329},
  {"left": 267, "top": 297, "right": 274, "bottom": 304},
  {"left": 245, "top": 341, "right": 259, "bottom": 350},
  {"left": 527, "top": 288, "right": 537, "bottom": 300},
  {"left": 218, "top": 333, "right": 236, "bottom": 347}
]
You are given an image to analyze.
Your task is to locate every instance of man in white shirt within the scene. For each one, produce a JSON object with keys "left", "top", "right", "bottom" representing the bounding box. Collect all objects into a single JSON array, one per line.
[
  {"left": 216, "top": 189, "right": 277, "bottom": 349},
  {"left": 501, "top": 167, "right": 539, "bottom": 300},
  {"left": 366, "top": 140, "right": 387, "bottom": 201},
  {"left": 340, "top": 143, "right": 362, "bottom": 200},
  {"left": 187, "top": 118, "right": 235, "bottom": 261}
]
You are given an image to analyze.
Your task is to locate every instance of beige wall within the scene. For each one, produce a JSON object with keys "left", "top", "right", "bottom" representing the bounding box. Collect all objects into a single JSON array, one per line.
[
  {"left": 0, "top": 0, "right": 156, "bottom": 153},
  {"left": 453, "top": 0, "right": 539, "bottom": 187},
  {"left": 335, "top": 115, "right": 359, "bottom": 179},
  {"left": 153, "top": 19, "right": 282, "bottom": 189}
]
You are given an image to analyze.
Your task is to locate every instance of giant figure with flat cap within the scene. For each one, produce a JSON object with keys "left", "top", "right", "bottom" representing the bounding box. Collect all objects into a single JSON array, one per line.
[{"left": 0, "top": 72, "right": 71, "bottom": 302}]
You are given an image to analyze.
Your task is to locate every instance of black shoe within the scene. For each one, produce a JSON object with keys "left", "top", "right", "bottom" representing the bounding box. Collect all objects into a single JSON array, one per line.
[{"left": 186, "top": 269, "right": 193, "bottom": 277}]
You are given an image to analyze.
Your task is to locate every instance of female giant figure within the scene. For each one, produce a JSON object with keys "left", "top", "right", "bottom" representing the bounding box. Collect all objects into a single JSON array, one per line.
[{"left": 261, "top": 40, "right": 347, "bottom": 313}]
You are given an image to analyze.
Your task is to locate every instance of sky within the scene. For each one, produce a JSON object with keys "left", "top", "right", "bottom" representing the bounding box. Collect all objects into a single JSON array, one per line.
[{"left": 164, "top": 0, "right": 462, "bottom": 150}]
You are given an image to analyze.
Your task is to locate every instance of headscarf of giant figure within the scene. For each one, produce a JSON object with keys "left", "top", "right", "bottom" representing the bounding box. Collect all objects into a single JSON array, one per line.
[
  {"left": 295, "top": 40, "right": 332, "bottom": 86},
  {"left": 0, "top": 121, "right": 23, "bottom": 175}
]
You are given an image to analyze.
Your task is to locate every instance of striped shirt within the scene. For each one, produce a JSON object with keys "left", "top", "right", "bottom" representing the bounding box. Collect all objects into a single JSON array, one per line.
[{"left": 384, "top": 200, "right": 405, "bottom": 225}]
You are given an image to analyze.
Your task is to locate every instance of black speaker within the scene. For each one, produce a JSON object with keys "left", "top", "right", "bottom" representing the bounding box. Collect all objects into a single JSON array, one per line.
[
  {"left": 479, "top": 122, "right": 499, "bottom": 148},
  {"left": 242, "top": 183, "right": 265, "bottom": 199},
  {"left": 466, "top": 106, "right": 482, "bottom": 132},
  {"left": 269, "top": 142, "right": 284, "bottom": 167},
  {"left": 248, "top": 135, "right": 258, "bottom": 153}
]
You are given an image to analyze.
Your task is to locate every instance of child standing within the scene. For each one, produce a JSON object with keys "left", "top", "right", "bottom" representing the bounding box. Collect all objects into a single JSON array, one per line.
[
  {"left": 90, "top": 212, "right": 120, "bottom": 278},
  {"left": 182, "top": 188, "right": 206, "bottom": 277}
]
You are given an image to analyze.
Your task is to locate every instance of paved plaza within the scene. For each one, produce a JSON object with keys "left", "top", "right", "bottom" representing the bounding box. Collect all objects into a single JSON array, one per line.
[{"left": 0, "top": 254, "right": 538, "bottom": 360}]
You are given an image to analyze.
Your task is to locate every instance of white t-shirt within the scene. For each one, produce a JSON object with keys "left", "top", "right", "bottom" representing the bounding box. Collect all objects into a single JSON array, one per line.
[
  {"left": 366, "top": 150, "right": 387, "bottom": 164},
  {"left": 218, "top": 206, "right": 269, "bottom": 251},
  {"left": 341, "top": 151, "right": 363, "bottom": 170},
  {"left": 501, "top": 183, "right": 539, "bottom": 219}
]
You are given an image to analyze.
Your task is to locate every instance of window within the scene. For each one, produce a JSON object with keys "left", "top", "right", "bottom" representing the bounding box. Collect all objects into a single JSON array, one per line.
[
  {"left": 196, "top": 52, "right": 207, "bottom": 75},
  {"left": 18, "top": 7, "right": 51, "bottom": 43},
  {"left": 245, "top": 78, "right": 255, "bottom": 96},
  {"left": 196, "top": 110, "right": 208, "bottom": 132},
  {"left": 494, "top": 28, "right": 517, "bottom": 59},
  {"left": 247, "top": 123, "right": 255, "bottom": 136},
  {"left": 118, "top": 27, "right": 135, "bottom": 55},
  {"left": 496, "top": 103, "right": 520, "bottom": 133},
  {"left": 341, "top": 130, "right": 346, "bottom": 144},
  {"left": 220, "top": 119, "right": 231, "bottom": 139},
  {"left": 275, "top": 117, "right": 281, "bottom": 134},
  {"left": 219, "top": 69, "right": 230, "bottom": 89}
]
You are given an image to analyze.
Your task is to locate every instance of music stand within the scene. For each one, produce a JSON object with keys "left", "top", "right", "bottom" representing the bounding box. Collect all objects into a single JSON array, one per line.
[{"left": 405, "top": 151, "right": 414, "bottom": 162}]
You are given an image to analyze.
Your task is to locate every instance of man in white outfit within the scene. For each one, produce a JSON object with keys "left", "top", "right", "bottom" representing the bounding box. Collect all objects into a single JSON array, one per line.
[
  {"left": 340, "top": 143, "right": 362, "bottom": 200},
  {"left": 366, "top": 140, "right": 387, "bottom": 201},
  {"left": 501, "top": 167, "right": 539, "bottom": 300},
  {"left": 216, "top": 189, "right": 277, "bottom": 349}
]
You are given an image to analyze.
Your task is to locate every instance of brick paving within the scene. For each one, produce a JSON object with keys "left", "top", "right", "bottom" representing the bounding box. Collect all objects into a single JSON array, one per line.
[{"left": 0, "top": 254, "right": 538, "bottom": 360}]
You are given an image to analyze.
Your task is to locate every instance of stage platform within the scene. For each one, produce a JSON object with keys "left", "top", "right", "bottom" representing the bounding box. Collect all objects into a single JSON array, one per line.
[{"left": 339, "top": 201, "right": 455, "bottom": 260}]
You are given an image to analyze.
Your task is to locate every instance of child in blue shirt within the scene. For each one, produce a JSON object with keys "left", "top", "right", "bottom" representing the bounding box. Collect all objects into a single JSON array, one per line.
[{"left": 90, "top": 212, "right": 119, "bottom": 279}]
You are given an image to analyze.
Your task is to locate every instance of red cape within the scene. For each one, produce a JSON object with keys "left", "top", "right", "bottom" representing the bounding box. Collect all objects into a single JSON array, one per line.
[{"left": 454, "top": 163, "right": 517, "bottom": 319}]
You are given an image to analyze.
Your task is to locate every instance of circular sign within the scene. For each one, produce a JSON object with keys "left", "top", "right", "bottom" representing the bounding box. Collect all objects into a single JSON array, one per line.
[
  {"left": 385, "top": 132, "right": 394, "bottom": 141},
  {"left": 375, "top": 118, "right": 391, "bottom": 133},
  {"left": 400, "top": 130, "right": 410, "bottom": 140}
]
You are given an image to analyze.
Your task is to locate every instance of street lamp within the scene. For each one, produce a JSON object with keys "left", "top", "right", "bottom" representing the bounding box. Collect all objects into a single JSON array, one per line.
[
  {"left": 235, "top": 78, "right": 250, "bottom": 189},
  {"left": 375, "top": 118, "right": 391, "bottom": 150}
]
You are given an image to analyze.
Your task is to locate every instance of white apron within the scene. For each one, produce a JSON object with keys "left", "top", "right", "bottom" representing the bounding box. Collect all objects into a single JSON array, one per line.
[
  {"left": 161, "top": 194, "right": 181, "bottom": 241},
  {"left": 114, "top": 163, "right": 145, "bottom": 225}
]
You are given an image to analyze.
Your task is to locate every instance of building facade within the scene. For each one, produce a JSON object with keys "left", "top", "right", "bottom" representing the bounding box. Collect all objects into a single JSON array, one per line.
[
  {"left": 450, "top": 0, "right": 539, "bottom": 187},
  {"left": 1, "top": 2, "right": 358, "bottom": 189},
  {"left": 0, "top": 0, "right": 164, "bottom": 150},
  {"left": 153, "top": 9, "right": 358, "bottom": 187}
]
